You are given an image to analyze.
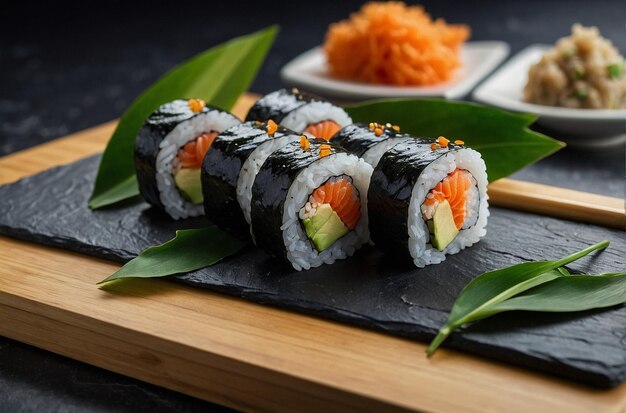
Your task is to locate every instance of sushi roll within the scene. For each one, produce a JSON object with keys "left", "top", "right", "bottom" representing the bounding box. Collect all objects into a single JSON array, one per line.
[
  {"left": 201, "top": 120, "right": 301, "bottom": 238},
  {"left": 135, "top": 99, "right": 240, "bottom": 219},
  {"left": 368, "top": 138, "right": 488, "bottom": 267},
  {"left": 246, "top": 88, "right": 352, "bottom": 141},
  {"left": 330, "top": 122, "right": 413, "bottom": 167},
  {"left": 250, "top": 139, "right": 373, "bottom": 271}
]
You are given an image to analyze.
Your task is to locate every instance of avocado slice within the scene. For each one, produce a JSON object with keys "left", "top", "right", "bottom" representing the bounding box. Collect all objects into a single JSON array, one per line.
[
  {"left": 427, "top": 199, "right": 459, "bottom": 251},
  {"left": 302, "top": 203, "right": 349, "bottom": 252},
  {"left": 174, "top": 168, "right": 203, "bottom": 204}
]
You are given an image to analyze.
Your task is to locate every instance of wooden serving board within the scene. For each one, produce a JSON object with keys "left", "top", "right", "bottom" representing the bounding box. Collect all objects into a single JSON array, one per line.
[{"left": 1, "top": 94, "right": 626, "bottom": 413}]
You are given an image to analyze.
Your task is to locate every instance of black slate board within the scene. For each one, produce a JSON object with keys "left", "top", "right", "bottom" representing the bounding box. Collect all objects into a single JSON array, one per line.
[{"left": 1, "top": 155, "right": 625, "bottom": 388}]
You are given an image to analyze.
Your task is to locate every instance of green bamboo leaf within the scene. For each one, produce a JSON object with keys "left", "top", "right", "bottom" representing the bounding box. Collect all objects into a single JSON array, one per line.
[
  {"left": 427, "top": 240, "right": 610, "bottom": 355},
  {"left": 89, "top": 175, "right": 139, "bottom": 209},
  {"left": 490, "top": 273, "right": 626, "bottom": 312},
  {"left": 98, "top": 227, "right": 246, "bottom": 285},
  {"left": 345, "top": 99, "right": 565, "bottom": 182},
  {"left": 556, "top": 267, "right": 571, "bottom": 276},
  {"left": 89, "top": 26, "right": 279, "bottom": 209}
]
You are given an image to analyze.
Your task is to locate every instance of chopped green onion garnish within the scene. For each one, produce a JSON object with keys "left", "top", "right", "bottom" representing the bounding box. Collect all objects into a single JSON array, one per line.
[
  {"left": 574, "top": 88, "right": 587, "bottom": 99},
  {"left": 608, "top": 62, "right": 624, "bottom": 78}
]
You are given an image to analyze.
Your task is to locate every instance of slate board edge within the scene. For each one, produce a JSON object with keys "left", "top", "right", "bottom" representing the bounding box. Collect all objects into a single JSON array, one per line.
[
  {"left": 0, "top": 156, "right": 624, "bottom": 389},
  {"left": 176, "top": 273, "right": 625, "bottom": 389}
]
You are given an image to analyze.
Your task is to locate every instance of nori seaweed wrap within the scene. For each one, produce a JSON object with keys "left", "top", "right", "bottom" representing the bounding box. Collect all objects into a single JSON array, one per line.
[
  {"left": 368, "top": 139, "right": 489, "bottom": 267},
  {"left": 330, "top": 123, "right": 413, "bottom": 166},
  {"left": 250, "top": 139, "right": 372, "bottom": 270},
  {"left": 135, "top": 99, "right": 240, "bottom": 219},
  {"left": 245, "top": 88, "right": 352, "bottom": 141},
  {"left": 201, "top": 121, "right": 300, "bottom": 238}
]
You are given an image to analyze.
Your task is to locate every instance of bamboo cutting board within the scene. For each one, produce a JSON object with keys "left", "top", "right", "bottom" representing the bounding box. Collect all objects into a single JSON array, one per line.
[{"left": 1, "top": 94, "right": 626, "bottom": 413}]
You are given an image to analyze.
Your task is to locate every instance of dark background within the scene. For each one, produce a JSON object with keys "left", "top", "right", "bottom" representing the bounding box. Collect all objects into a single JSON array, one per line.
[{"left": 1, "top": 1, "right": 625, "bottom": 411}]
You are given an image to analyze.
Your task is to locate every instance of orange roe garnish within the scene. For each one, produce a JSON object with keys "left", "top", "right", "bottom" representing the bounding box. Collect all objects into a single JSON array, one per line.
[
  {"left": 437, "top": 136, "right": 450, "bottom": 147},
  {"left": 188, "top": 98, "right": 206, "bottom": 113},
  {"left": 454, "top": 139, "right": 465, "bottom": 145},
  {"left": 178, "top": 131, "right": 218, "bottom": 168},
  {"left": 374, "top": 127, "right": 383, "bottom": 136},
  {"left": 324, "top": 2, "right": 470, "bottom": 86},
  {"left": 430, "top": 143, "right": 438, "bottom": 151},
  {"left": 267, "top": 119, "right": 278, "bottom": 136},
  {"left": 319, "top": 144, "right": 332, "bottom": 158},
  {"left": 300, "top": 135, "right": 310, "bottom": 151}
]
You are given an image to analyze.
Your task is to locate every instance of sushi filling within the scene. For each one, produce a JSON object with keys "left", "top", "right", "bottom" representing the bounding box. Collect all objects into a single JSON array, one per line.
[
  {"left": 421, "top": 168, "right": 479, "bottom": 251},
  {"left": 299, "top": 175, "right": 361, "bottom": 252},
  {"left": 303, "top": 120, "right": 342, "bottom": 141},
  {"left": 174, "top": 131, "right": 218, "bottom": 204}
]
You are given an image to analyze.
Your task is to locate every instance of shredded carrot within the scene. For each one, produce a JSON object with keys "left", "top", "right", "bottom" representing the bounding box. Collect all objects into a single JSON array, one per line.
[
  {"left": 324, "top": 2, "right": 470, "bottom": 86},
  {"left": 267, "top": 119, "right": 278, "bottom": 136}
]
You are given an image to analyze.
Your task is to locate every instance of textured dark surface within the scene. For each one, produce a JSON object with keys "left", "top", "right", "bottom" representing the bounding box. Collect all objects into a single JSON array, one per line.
[
  {"left": 0, "top": 157, "right": 208, "bottom": 263},
  {"left": 1, "top": 155, "right": 625, "bottom": 389},
  {"left": 2, "top": 0, "right": 625, "bottom": 410}
]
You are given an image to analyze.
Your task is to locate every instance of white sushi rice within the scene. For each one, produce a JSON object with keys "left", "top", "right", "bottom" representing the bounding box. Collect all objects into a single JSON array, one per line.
[
  {"left": 236, "top": 134, "right": 299, "bottom": 225},
  {"left": 280, "top": 153, "right": 373, "bottom": 271},
  {"left": 407, "top": 148, "right": 489, "bottom": 267},
  {"left": 361, "top": 137, "right": 413, "bottom": 167},
  {"left": 155, "top": 109, "right": 240, "bottom": 220},
  {"left": 280, "top": 101, "right": 352, "bottom": 135}
]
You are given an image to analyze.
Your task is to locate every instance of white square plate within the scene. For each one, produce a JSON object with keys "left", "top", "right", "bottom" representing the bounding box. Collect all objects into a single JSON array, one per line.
[
  {"left": 473, "top": 45, "right": 626, "bottom": 147},
  {"left": 280, "top": 42, "right": 509, "bottom": 100}
]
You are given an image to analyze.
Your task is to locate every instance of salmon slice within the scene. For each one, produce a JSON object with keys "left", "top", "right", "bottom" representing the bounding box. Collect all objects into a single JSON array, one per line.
[
  {"left": 422, "top": 168, "right": 472, "bottom": 229},
  {"left": 178, "top": 131, "right": 218, "bottom": 168},
  {"left": 310, "top": 177, "right": 361, "bottom": 229},
  {"left": 303, "top": 120, "right": 342, "bottom": 141}
]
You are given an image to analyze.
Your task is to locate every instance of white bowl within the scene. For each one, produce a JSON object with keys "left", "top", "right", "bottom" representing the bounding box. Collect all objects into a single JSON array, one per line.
[
  {"left": 280, "top": 42, "right": 509, "bottom": 100},
  {"left": 472, "top": 45, "right": 626, "bottom": 148}
]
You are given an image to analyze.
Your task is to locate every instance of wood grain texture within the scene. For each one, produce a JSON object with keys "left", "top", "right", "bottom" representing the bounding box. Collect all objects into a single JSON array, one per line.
[
  {"left": 489, "top": 179, "right": 626, "bottom": 229},
  {"left": 1, "top": 94, "right": 625, "bottom": 412}
]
